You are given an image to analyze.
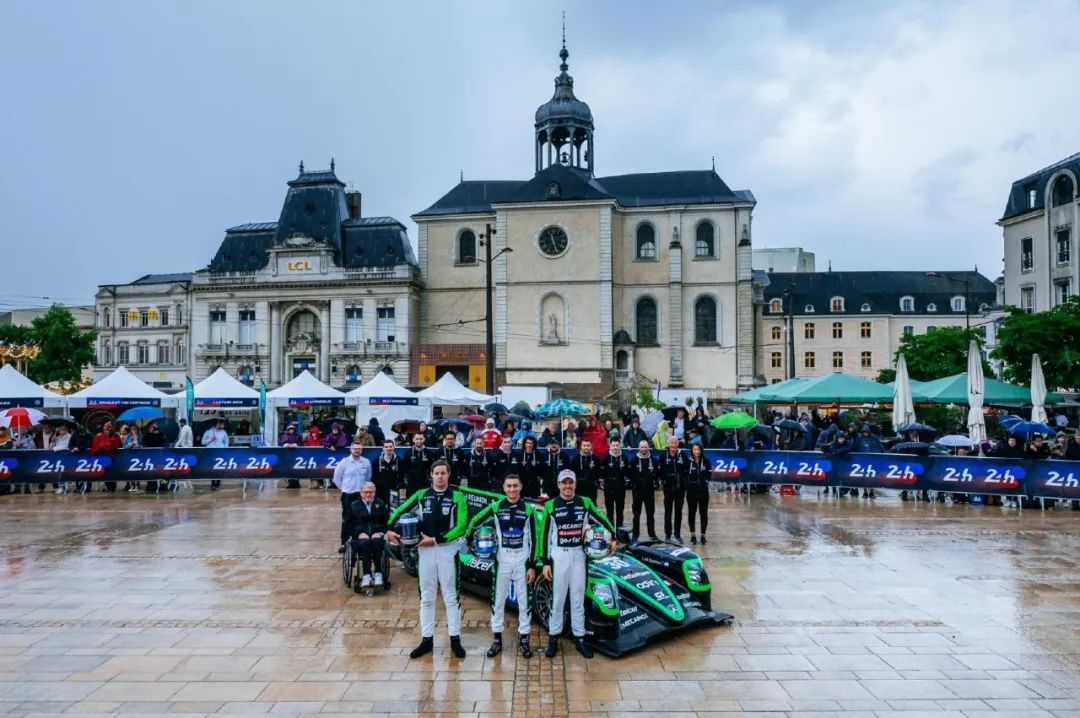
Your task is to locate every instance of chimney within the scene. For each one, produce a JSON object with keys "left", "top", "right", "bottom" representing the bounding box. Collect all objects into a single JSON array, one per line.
[{"left": 346, "top": 192, "right": 362, "bottom": 220}]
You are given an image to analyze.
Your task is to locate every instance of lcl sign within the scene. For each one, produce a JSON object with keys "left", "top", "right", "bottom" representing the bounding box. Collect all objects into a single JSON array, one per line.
[{"left": 287, "top": 261, "right": 312, "bottom": 271}]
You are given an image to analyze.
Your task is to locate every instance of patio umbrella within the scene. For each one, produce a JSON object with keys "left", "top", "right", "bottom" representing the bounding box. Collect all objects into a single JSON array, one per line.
[
  {"left": 936, "top": 434, "right": 975, "bottom": 448},
  {"left": 483, "top": 402, "right": 509, "bottom": 416},
  {"left": 892, "top": 354, "right": 916, "bottom": 431},
  {"left": 710, "top": 412, "right": 758, "bottom": 430},
  {"left": 0, "top": 407, "right": 47, "bottom": 429},
  {"left": 1007, "top": 421, "right": 1055, "bottom": 440},
  {"left": 967, "top": 339, "right": 987, "bottom": 445},
  {"left": 775, "top": 419, "right": 806, "bottom": 432},
  {"left": 117, "top": 406, "right": 166, "bottom": 422},
  {"left": 1030, "top": 354, "right": 1049, "bottom": 424}
]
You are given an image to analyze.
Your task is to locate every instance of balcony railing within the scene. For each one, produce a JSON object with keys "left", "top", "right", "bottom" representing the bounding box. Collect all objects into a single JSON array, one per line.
[{"left": 615, "top": 369, "right": 631, "bottom": 381}]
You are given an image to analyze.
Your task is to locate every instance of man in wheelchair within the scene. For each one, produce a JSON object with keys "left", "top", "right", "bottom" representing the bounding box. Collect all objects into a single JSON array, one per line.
[{"left": 345, "top": 482, "right": 390, "bottom": 590}]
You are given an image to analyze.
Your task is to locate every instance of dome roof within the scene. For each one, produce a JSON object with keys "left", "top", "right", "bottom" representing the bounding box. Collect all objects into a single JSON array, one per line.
[{"left": 534, "top": 43, "right": 593, "bottom": 128}]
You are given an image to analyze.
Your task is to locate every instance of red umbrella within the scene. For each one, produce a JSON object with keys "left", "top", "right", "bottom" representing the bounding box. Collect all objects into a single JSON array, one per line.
[
  {"left": 0, "top": 407, "right": 47, "bottom": 430},
  {"left": 460, "top": 414, "right": 488, "bottom": 428}
]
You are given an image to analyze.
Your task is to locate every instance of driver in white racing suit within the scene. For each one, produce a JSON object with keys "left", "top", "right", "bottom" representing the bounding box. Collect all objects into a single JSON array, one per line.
[
  {"left": 536, "top": 469, "right": 616, "bottom": 659},
  {"left": 465, "top": 473, "right": 543, "bottom": 658}
]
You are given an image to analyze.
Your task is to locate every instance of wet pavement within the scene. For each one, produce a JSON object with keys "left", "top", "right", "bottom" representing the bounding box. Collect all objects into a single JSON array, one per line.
[{"left": 3, "top": 485, "right": 1080, "bottom": 718}]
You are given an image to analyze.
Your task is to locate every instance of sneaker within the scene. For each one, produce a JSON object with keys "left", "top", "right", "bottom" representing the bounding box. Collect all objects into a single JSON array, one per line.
[
  {"left": 409, "top": 637, "right": 434, "bottom": 659},
  {"left": 373, "top": 572, "right": 384, "bottom": 587},
  {"left": 337, "top": 545, "right": 346, "bottom": 554},
  {"left": 449, "top": 635, "right": 466, "bottom": 658},
  {"left": 360, "top": 574, "right": 372, "bottom": 588},
  {"left": 664, "top": 534, "right": 672, "bottom": 542},
  {"left": 574, "top": 638, "right": 593, "bottom": 658},
  {"left": 690, "top": 535, "right": 697, "bottom": 545},
  {"left": 700, "top": 535, "right": 707, "bottom": 544},
  {"left": 519, "top": 637, "right": 532, "bottom": 659},
  {"left": 486, "top": 640, "right": 502, "bottom": 657},
  {"left": 674, "top": 535, "right": 683, "bottom": 545},
  {"left": 544, "top": 637, "right": 558, "bottom": 658},
  {"left": 648, "top": 534, "right": 659, "bottom": 541},
  {"left": 55, "top": 488, "right": 65, "bottom": 494}
]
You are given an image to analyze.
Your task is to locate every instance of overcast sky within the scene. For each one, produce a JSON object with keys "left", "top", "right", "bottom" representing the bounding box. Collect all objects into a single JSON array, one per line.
[{"left": 2, "top": 0, "right": 1077, "bottom": 310}]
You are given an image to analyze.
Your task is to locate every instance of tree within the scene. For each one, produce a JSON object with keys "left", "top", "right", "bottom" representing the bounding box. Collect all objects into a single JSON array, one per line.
[
  {"left": 18, "top": 305, "right": 97, "bottom": 384},
  {"left": 875, "top": 326, "right": 990, "bottom": 384},
  {"left": 992, "top": 296, "right": 1080, "bottom": 391},
  {"left": 633, "top": 385, "right": 665, "bottom": 411}
]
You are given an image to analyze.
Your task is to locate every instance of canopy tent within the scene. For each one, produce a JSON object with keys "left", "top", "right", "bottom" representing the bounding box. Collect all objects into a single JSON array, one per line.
[
  {"left": 912, "top": 373, "right": 1063, "bottom": 406},
  {"left": 0, "top": 364, "right": 66, "bottom": 409},
  {"left": 192, "top": 368, "right": 260, "bottom": 411},
  {"left": 67, "top": 366, "right": 181, "bottom": 409},
  {"left": 416, "top": 372, "right": 495, "bottom": 406},
  {"left": 265, "top": 371, "right": 345, "bottom": 445},
  {"left": 729, "top": 377, "right": 807, "bottom": 404},
  {"left": 345, "top": 372, "right": 432, "bottom": 436},
  {"left": 755, "top": 372, "right": 893, "bottom": 404}
]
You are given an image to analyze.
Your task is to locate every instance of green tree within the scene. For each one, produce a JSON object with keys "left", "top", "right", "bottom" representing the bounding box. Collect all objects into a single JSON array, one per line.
[
  {"left": 992, "top": 296, "right": 1080, "bottom": 391},
  {"left": 23, "top": 305, "right": 97, "bottom": 384},
  {"left": 875, "top": 326, "right": 990, "bottom": 384},
  {"left": 633, "top": 385, "right": 665, "bottom": 411}
]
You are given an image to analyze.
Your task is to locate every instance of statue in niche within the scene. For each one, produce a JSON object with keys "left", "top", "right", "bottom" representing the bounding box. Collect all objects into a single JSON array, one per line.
[{"left": 547, "top": 313, "right": 560, "bottom": 344}]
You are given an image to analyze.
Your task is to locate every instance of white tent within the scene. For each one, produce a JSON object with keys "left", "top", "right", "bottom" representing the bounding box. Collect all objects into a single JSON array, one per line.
[
  {"left": 345, "top": 372, "right": 432, "bottom": 436},
  {"left": 416, "top": 372, "right": 495, "bottom": 406},
  {"left": 264, "top": 371, "right": 345, "bottom": 445},
  {"left": 192, "top": 368, "right": 260, "bottom": 409},
  {"left": 0, "top": 364, "right": 66, "bottom": 409},
  {"left": 67, "top": 366, "right": 181, "bottom": 409}
]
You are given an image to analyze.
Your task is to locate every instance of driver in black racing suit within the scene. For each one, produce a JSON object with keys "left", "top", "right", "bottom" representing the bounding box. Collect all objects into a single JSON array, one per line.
[{"left": 536, "top": 469, "right": 616, "bottom": 659}]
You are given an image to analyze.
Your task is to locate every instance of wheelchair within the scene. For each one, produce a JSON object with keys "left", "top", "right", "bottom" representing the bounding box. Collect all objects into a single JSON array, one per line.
[{"left": 341, "top": 538, "right": 392, "bottom": 593}]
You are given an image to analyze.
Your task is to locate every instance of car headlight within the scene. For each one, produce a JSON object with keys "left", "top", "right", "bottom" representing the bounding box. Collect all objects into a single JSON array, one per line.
[
  {"left": 589, "top": 580, "right": 620, "bottom": 615},
  {"left": 683, "top": 558, "right": 710, "bottom": 590}
]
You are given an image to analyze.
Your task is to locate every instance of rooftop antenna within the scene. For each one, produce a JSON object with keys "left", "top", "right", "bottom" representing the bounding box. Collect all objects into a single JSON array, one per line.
[
  {"left": 330, "top": 157, "right": 335, "bottom": 172},
  {"left": 299, "top": 160, "right": 305, "bottom": 174},
  {"left": 460, "top": 169, "right": 464, "bottom": 182},
  {"left": 828, "top": 259, "right": 832, "bottom": 272},
  {"left": 711, "top": 155, "right": 715, "bottom": 172}
]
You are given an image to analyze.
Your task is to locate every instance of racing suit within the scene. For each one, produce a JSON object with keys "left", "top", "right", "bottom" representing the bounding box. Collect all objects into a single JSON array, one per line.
[
  {"left": 466, "top": 497, "right": 542, "bottom": 635},
  {"left": 537, "top": 496, "right": 615, "bottom": 638},
  {"left": 627, "top": 451, "right": 660, "bottom": 540},
  {"left": 601, "top": 451, "right": 629, "bottom": 527},
  {"left": 685, "top": 455, "right": 713, "bottom": 535},
  {"left": 389, "top": 485, "right": 470, "bottom": 638},
  {"left": 659, "top": 449, "right": 689, "bottom": 540},
  {"left": 572, "top": 451, "right": 601, "bottom": 504},
  {"left": 402, "top": 446, "right": 433, "bottom": 495},
  {"left": 462, "top": 448, "right": 492, "bottom": 493},
  {"left": 511, "top": 449, "right": 543, "bottom": 499}
]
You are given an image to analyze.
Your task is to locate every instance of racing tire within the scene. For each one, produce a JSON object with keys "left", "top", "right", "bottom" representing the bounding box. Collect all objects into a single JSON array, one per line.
[
  {"left": 530, "top": 577, "right": 553, "bottom": 631},
  {"left": 401, "top": 546, "right": 419, "bottom": 578},
  {"left": 342, "top": 542, "right": 356, "bottom": 588}
]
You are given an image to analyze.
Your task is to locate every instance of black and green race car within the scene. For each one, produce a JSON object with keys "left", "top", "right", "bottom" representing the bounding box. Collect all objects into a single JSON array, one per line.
[{"left": 385, "top": 486, "right": 733, "bottom": 657}]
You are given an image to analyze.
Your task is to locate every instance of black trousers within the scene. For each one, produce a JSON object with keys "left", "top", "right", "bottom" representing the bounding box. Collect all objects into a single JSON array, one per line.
[
  {"left": 604, "top": 486, "right": 626, "bottom": 528},
  {"left": 578, "top": 480, "right": 598, "bottom": 506},
  {"left": 339, "top": 491, "right": 359, "bottom": 544},
  {"left": 372, "top": 479, "right": 393, "bottom": 505},
  {"left": 631, "top": 488, "right": 656, "bottom": 538},
  {"left": 351, "top": 536, "right": 385, "bottom": 575},
  {"left": 686, "top": 488, "right": 709, "bottom": 534},
  {"left": 663, "top": 488, "right": 686, "bottom": 539}
]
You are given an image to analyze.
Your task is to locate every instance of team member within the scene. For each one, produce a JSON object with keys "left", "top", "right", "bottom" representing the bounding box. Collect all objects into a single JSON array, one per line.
[
  {"left": 537, "top": 469, "right": 616, "bottom": 659},
  {"left": 489, "top": 436, "right": 514, "bottom": 486},
  {"left": 601, "top": 438, "right": 629, "bottom": 527},
  {"left": 572, "top": 439, "right": 601, "bottom": 504},
  {"left": 659, "top": 436, "right": 688, "bottom": 543},
  {"left": 402, "top": 433, "right": 433, "bottom": 495},
  {"left": 372, "top": 440, "right": 400, "bottom": 504},
  {"left": 511, "top": 436, "right": 543, "bottom": 499},
  {"left": 434, "top": 431, "right": 464, "bottom": 485},
  {"left": 627, "top": 440, "right": 660, "bottom": 542},
  {"left": 685, "top": 443, "right": 712, "bottom": 545},
  {"left": 540, "top": 439, "right": 569, "bottom": 498},
  {"left": 332, "top": 440, "right": 372, "bottom": 554},
  {"left": 386, "top": 460, "right": 469, "bottom": 659},
  {"left": 463, "top": 436, "right": 492, "bottom": 492},
  {"left": 465, "top": 474, "right": 541, "bottom": 658},
  {"left": 349, "top": 481, "right": 389, "bottom": 587}
]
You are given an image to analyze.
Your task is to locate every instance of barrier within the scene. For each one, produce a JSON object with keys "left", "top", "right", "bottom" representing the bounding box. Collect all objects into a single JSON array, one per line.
[{"left": 0, "top": 447, "right": 1077, "bottom": 501}]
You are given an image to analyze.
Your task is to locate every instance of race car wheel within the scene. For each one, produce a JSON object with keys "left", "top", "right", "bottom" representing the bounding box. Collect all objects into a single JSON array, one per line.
[
  {"left": 530, "top": 577, "right": 553, "bottom": 631},
  {"left": 401, "top": 547, "right": 419, "bottom": 578},
  {"left": 341, "top": 542, "right": 355, "bottom": 588}
]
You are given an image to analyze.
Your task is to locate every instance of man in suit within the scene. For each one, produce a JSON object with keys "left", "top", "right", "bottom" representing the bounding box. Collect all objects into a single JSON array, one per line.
[{"left": 349, "top": 481, "right": 389, "bottom": 588}]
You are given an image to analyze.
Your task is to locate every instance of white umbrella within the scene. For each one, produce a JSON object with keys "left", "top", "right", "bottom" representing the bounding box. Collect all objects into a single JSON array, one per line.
[
  {"left": 1030, "top": 354, "right": 1049, "bottom": 424},
  {"left": 892, "top": 354, "right": 915, "bottom": 431},
  {"left": 966, "top": 340, "right": 986, "bottom": 446},
  {"left": 937, "top": 434, "right": 975, "bottom": 448}
]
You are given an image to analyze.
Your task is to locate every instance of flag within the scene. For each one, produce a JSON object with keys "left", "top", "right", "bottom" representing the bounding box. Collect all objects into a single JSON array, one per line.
[{"left": 184, "top": 376, "right": 194, "bottom": 421}]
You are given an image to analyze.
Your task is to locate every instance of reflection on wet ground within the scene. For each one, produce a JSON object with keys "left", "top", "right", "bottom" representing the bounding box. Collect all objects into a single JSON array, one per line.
[{"left": 3, "top": 485, "right": 1080, "bottom": 717}]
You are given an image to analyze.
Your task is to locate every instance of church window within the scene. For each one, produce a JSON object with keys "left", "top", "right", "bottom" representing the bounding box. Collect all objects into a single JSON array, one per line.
[
  {"left": 635, "top": 297, "right": 658, "bottom": 345},
  {"left": 457, "top": 230, "right": 477, "bottom": 264},
  {"left": 693, "top": 296, "right": 717, "bottom": 344},
  {"left": 695, "top": 221, "right": 715, "bottom": 257},
  {"left": 635, "top": 223, "right": 656, "bottom": 260}
]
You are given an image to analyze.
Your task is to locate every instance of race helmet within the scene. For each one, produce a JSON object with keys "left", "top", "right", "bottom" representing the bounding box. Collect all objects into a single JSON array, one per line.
[
  {"left": 473, "top": 524, "right": 497, "bottom": 558},
  {"left": 583, "top": 525, "right": 612, "bottom": 561},
  {"left": 397, "top": 514, "right": 421, "bottom": 547}
]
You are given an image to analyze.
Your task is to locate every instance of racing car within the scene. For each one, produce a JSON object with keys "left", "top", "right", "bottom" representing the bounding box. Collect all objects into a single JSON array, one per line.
[{"left": 385, "top": 487, "right": 733, "bottom": 657}]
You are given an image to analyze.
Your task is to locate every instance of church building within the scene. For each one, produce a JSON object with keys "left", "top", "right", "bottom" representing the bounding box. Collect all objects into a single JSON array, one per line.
[{"left": 413, "top": 38, "right": 758, "bottom": 401}]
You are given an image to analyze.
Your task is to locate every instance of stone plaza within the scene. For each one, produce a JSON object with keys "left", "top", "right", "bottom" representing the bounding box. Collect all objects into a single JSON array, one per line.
[{"left": 2, "top": 488, "right": 1080, "bottom": 718}]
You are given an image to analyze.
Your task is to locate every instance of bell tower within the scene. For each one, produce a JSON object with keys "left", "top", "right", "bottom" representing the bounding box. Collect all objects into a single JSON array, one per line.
[{"left": 534, "top": 20, "right": 595, "bottom": 175}]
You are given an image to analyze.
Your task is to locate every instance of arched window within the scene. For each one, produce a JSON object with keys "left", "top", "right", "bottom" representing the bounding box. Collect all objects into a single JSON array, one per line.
[
  {"left": 860, "top": 303, "right": 871, "bottom": 313},
  {"left": 769, "top": 298, "right": 782, "bottom": 313},
  {"left": 830, "top": 297, "right": 845, "bottom": 312},
  {"left": 1052, "top": 175, "right": 1075, "bottom": 207},
  {"left": 693, "top": 296, "right": 717, "bottom": 344},
  {"left": 635, "top": 297, "right": 658, "bottom": 345},
  {"left": 694, "top": 221, "right": 715, "bottom": 257},
  {"left": 238, "top": 365, "right": 255, "bottom": 386},
  {"left": 345, "top": 365, "right": 362, "bottom": 385},
  {"left": 287, "top": 310, "right": 319, "bottom": 341},
  {"left": 636, "top": 223, "right": 656, "bottom": 260},
  {"left": 615, "top": 350, "right": 629, "bottom": 370},
  {"left": 805, "top": 304, "right": 815, "bottom": 313},
  {"left": 900, "top": 296, "right": 914, "bottom": 312},
  {"left": 381, "top": 365, "right": 394, "bottom": 376},
  {"left": 457, "top": 230, "right": 477, "bottom": 264},
  {"left": 770, "top": 326, "right": 782, "bottom": 340}
]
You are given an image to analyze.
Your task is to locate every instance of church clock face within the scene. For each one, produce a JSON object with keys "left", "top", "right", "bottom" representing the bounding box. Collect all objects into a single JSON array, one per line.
[{"left": 537, "top": 226, "right": 568, "bottom": 257}]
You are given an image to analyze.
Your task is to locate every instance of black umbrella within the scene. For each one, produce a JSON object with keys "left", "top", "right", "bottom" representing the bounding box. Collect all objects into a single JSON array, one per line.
[
  {"left": 38, "top": 417, "right": 79, "bottom": 431},
  {"left": 776, "top": 419, "right": 806, "bottom": 432},
  {"left": 484, "top": 402, "right": 509, "bottom": 416},
  {"left": 897, "top": 422, "right": 936, "bottom": 434},
  {"left": 150, "top": 418, "right": 180, "bottom": 444},
  {"left": 391, "top": 419, "right": 423, "bottom": 435},
  {"left": 749, "top": 424, "right": 778, "bottom": 437},
  {"left": 890, "top": 441, "right": 933, "bottom": 455},
  {"left": 433, "top": 418, "right": 474, "bottom": 436},
  {"left": 510, "top": 402, "right": 534, "bottom": 419}
]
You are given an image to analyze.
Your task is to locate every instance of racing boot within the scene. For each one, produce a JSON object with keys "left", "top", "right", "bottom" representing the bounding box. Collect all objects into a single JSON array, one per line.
[
  {"left": 449, "top": 635, "right": 466, "bottom": 658},
  {"left": 574, "top": 638, "right": 593, "bottom": 659},
  {"left": 519, "top": 635, "right": 532, "bottom": 659},
  {"left": 545, "top": 636, "right": 559, "bottom": 658},
  {"left": 409, "top": 637, "right": 434, "bottom": 659},
  {"left": 486, "top": 632, "right": 503, "bottom": 658}
]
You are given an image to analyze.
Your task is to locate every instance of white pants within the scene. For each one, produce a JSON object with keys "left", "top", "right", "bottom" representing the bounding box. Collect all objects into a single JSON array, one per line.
[
  {"left": 492, "top": 547, "right": 530, "bottom": 635},
  {"left": 418, "top": 542, "right": 461, "bottom": 638},
  {"left": 548, "top": 546, "right": 586, "bottom": 638}
]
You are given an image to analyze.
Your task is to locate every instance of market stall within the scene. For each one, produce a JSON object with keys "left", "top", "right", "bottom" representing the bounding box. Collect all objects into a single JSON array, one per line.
[
  {"left": 191, "top": 368, "right": 262, "bottom": 445},
  {"left": 67, "top": 366, "right": 180, "bottom": 430},
  {"left": 0, "top": 364, "right": 66, "bottom": 409},
  {"left": 345, "top": 371, "right": 431, "bottom": 438},
  {"left": 264, "top": 370, "right": 345, "bottom": 446}
]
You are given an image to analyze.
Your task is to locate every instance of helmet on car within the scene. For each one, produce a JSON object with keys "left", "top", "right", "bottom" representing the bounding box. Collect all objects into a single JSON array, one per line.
[
  {"left": 473, "top": 524, "right": 497, "bottom": 558},
  {"left": 583, "top": 525, "right": 612, "bottom": 561}
]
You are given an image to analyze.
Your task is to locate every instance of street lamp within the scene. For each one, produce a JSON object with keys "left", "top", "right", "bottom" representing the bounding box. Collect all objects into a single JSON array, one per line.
[
  {"left": 781, "top": 282, "right": 796, "bottom": 379},
  {"left": 926, "top": 272, "right": 971, "bottom": 332},
  {"left": 479, "top": 223, "right": 512, "bottom": 396}
]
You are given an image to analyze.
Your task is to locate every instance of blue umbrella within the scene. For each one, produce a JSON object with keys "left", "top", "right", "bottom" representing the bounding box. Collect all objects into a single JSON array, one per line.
[
  {"left": 534, "top": 398, "right": 590, "bottom": 418},
  {"left": 997, "top": 414, "right": 1023, "bottom": 429},
  {"left": 1007, "top": 421, "right": 1055, "bottom": 439},
  {"left": 117, "top": 406, "right": 166, "bottom": 422}
]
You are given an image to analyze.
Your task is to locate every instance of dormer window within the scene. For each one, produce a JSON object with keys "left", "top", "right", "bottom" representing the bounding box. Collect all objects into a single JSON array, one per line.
[
  {"left": 769, "top": 298, "right": 782, "bottom": 313},
  {"left": 900, "top": 296, "right": 914, "bottom": 312},
  {"left": 804, "top": 304, "right": 815, "bottom": 313},
  {"left": 951, "top": 296, "right": 965, "bottom": 312},
  {"left": 547, "top": 182, "right": 561, "bottom": 199},
  {"left": 830, "top": 297, "right": 844, "bottom": 312},
  {"left": 927, "top": 303, "right": 937, "bottom": 312},
  {"left": 860, "top": 303, "right": 871, "bottom": 313}
]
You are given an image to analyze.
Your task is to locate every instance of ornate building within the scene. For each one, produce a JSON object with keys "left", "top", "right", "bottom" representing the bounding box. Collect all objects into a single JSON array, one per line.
[{"left": 413, "top": 38, "right": 758, "bottom": 401}]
